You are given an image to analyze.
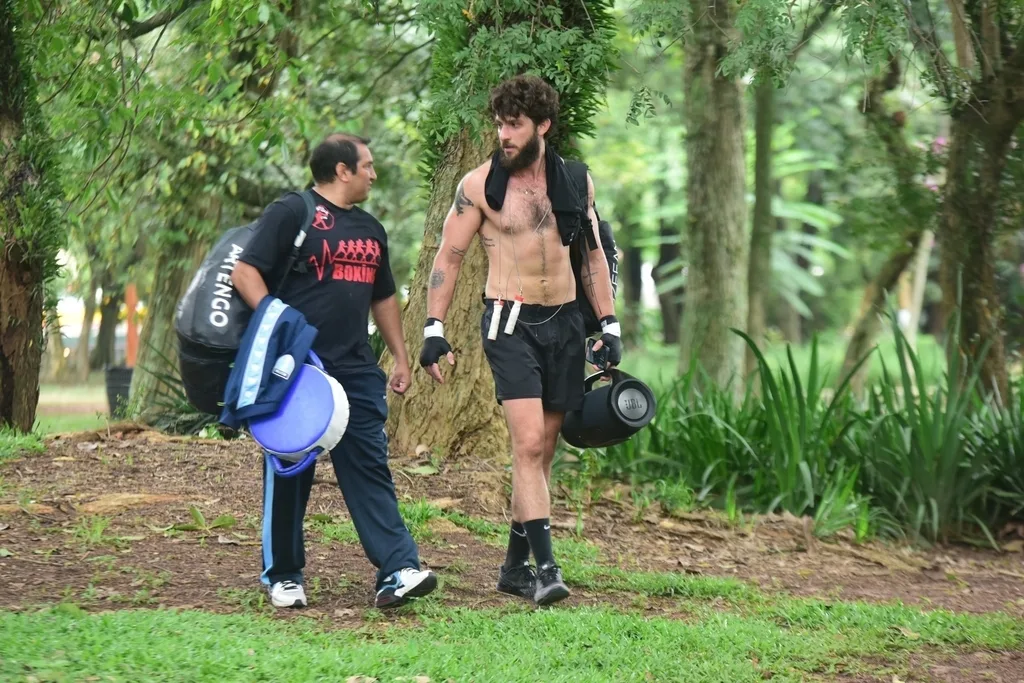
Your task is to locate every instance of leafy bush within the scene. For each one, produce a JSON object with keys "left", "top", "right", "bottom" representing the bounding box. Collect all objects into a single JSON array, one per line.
[{"left": 582, "top": 310, "right": 1024, "bottom": 546}]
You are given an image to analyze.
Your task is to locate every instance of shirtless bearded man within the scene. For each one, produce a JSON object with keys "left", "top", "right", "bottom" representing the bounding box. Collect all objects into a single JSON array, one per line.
[{"left": 418, "top": 74, "right": 621, "bottom": 606}]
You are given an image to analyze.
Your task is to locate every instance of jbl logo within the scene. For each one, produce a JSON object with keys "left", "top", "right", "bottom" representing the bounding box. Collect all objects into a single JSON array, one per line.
[{"left": 622, "top": 397, "right": 645, "bottom": 411}]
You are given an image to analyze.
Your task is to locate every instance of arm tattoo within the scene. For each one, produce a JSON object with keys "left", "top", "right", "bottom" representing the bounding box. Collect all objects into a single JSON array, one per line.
[
  {"left": 480, "top": 235, "right": 495, "bottom": 248},
  {"left": 449, "top": 245, "right": 468, "bottom": 258},
  {"left": 454, "top": 181, "right": 474, "bottom": 216},
  {"left": 429, "top": 269, "right": 446, "bottom": 289},
  {"left": 581, "top": 258, "right": 597, "bottom": 300}
]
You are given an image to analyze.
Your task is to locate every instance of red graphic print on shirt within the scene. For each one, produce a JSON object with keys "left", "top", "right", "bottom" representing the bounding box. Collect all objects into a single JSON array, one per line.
[
  {"left": 309, "top": 238, "right": 382, "bottom": 283},
  {"left": 311, "top": 205, "right": 335, "bottom": 231}
]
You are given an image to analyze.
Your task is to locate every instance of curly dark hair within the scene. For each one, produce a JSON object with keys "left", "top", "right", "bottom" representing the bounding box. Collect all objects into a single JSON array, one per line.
[{"left": 488, "top": 74, "right": 559, "bottom": 134}]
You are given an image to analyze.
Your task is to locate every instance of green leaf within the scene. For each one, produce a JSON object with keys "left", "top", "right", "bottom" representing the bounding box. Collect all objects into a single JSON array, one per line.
[
  {"left": 210, "top": 515, "right": 237, "bottom": 530},
  {"left": 189, "top": 505, "right": 207, "bottom": 529}
]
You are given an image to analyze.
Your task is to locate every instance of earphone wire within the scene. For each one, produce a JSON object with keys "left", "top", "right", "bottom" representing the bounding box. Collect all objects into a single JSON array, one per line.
[{"left": 503, "top": 199, "right": 571, "bottom": 327}]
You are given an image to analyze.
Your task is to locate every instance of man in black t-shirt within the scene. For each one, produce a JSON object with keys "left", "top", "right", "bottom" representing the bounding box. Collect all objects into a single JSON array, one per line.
[{"left": 232, "top": 133, "right": 436, "bottom": 610}]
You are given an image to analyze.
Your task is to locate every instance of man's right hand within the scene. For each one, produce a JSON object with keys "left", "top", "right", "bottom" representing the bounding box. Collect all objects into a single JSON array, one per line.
[{"left": 419, "top": 318, "right": 455, "bottom": 383}]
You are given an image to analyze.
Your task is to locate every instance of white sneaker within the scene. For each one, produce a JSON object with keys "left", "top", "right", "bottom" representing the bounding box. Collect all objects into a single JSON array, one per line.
[
  {"left": 269, "top": 580, "right": 307, "bottom": 608},
  {"left": 375, "top": 568, "right": 437, "bottom": 608}
]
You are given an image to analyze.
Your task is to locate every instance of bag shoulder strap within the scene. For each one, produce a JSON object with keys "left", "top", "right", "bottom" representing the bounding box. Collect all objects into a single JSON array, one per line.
[
  {"left": 564, "top": 160, "right": 589, "bottom": 207},
  {"left": 272, "top": 189, "right": 316, "bottom": 294},
  {"left": 564, "top": 159, "right": 599, "bottom": 251}
]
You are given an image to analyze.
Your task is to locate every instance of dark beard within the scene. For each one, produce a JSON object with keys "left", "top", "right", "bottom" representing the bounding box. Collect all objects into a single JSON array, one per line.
[{"left": 499, "top": 132, "right": 541, "bottom": 172}]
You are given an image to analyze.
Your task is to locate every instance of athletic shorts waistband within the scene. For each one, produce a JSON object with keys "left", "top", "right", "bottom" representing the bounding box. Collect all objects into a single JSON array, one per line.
[{"left": 481, "top": 296, "right": 579, "bottom": 322}]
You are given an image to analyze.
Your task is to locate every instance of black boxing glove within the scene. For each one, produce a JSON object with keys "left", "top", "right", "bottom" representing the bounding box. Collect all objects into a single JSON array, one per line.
[
  {"left": 593, "top": 315, "right": 623, "bottom": 368},
  {"left": 419, "top": 317, "right": 453, "bottom": 367}
]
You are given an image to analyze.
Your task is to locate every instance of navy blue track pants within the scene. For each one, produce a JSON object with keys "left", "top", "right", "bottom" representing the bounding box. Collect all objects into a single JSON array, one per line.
[{"left": 259, "top": 365, "right": 420, "bottom": 590}]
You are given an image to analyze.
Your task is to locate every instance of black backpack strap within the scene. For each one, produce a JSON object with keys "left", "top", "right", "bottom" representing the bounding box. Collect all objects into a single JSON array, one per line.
[
  {"left": 272, "top": 190, "right": 316, "bottom": 294},
  {"left": 564, "top": 160, "right": 598, "bottom": 251}
]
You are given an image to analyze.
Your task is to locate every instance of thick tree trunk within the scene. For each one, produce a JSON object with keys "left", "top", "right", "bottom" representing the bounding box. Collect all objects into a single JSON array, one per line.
[
  {"left": 0, "top": 1, "right": 61, "bottom": 432},
  {"left": 0, "top": 252, "right": 43, "bottom": 431},
  {"left": 619, "top": 213, "right": 643, "bottom": 349},
  {"left": 381, "top": 133, "right": 509, "bottom": 461},
  {"left": 129, "top": 236, "right": 207, "bottom": 419},
  {"left": 680, "top": 0, "right": 748, "bottom": 394},
  {"left": 654, "top": 216, "right": 682, "bottom": 345},
  {"left": 746, "top": 79, "right": 774, "bottom": 375},
  {"left": 90, "top": 284, "right": 123, "bottom": 369},
  {"left": 939, "top": 113, "right": 1013, "bottom": 399},
  {"left": 905, "top": 229, "right": 934, "bottom": 348},
  {"left": 840, "top": 232, "right": 922, "bottom": 394},
  {"left": 75, "top": 281, "right": 97, "bottom": 381}
]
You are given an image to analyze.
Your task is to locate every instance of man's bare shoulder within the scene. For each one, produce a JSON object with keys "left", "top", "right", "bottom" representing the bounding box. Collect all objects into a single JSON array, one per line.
[{"left": 458, "top": 160, "right": 493, "bottom": 206}]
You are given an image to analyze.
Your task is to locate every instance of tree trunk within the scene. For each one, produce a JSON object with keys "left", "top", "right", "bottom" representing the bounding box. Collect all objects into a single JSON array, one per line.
[
  {"left": 380, "top": 133, "right": 509, "bottom": 461},
  {"left": 75, "top": 281, "right": 97, "bottom": 381},
  {"left": 787, "top": 173, "right": 825, "bottom": 344},
  {"left": 129, "top": 236, "right": 208, "bottom": 419},
  {"left": 44, "top": 306, "right": 70, "bottom": 382},
  {"left": 0, "top": 1, "right": 61, "bottom": 432},
  {"left": 779, "top": 296, "right": 803, "bottom": 345},
  {"left": 619, "top": 212, "right": 643, "bottom": 349},
  {"left": 680, "top": 0, "right": 749, "bottom": 394},
  {"left": 840, "top": 232, "right": 922, "bottom": 393},
  {"left": 654, "top": 215, "right": 683, "bottom": 345},
  {"left": 90, "top": 284, "right": 123, "bottom": 370},
  {"left": 842, "top": 57, "right": 930, "bottom": 393},
  {"left": 746, "top": 79, "right": 775, "bottom": 375},
  {"left": 905, "top": 229, "right": 934, "bottom": 348},
  {"left": 939, "top": 112, "right": 1013, "bottom": 399}
]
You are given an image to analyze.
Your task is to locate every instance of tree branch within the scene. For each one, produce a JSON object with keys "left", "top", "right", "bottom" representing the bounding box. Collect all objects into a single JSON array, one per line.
[
  {"left": 1006, "top": 34, "right": 1024, "bottom": 119},
  {"left": 978, "top": 0, "right": 1001, "bottom": 80},
  {"left": 788, "top": 0, "right": 838, "bottom": 61},
  {"left": 230, "top": 174, "right": 290, "bottom": 209},
  {"left": 120, "top": 0, "right": 203, "bottom": 39},
  {"left": 945, "top": 0, "right": 976, "bottom": 70},
  {"left": 906, "top": 0, "right": 957, "bottom": 101},
  {"left": 351, "top": 37, "right": 435, "bottom": 110},
  {"left": 862, "top": 58, "right": 916, "bottom": 186}
]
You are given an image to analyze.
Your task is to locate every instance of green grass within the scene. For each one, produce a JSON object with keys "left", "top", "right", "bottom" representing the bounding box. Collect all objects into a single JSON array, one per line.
[
  {"left": 3, "top": 588, "right": 1021, "bottom": 683},
  {"left": 34, "top": 375, "right": 110, "bottom": 435},
  {"left": 0, "top": 427, "right": 44, "bottom": 462},
  {"left": 34, "top": 412, "right": 109, "bottom": 435},
  {"left": 2, "top": 506, "right": 1022, "bottom": 681}
]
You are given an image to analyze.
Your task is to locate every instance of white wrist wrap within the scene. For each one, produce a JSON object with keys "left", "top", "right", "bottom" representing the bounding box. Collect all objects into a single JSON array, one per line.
[
  {"left": 424, "top": 321, "right": 444, "bottom": 339},
  {"left": 601, "top": 321, "right": 621, "bottom": 337}
]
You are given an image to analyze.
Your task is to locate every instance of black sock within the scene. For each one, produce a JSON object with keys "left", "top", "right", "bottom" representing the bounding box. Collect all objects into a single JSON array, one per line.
[
  {"left": 523, "top": 518, "right": 554, "bottom": 568},
  {"left": 504, "top": 521, "right": 531, "bottom": 569}
]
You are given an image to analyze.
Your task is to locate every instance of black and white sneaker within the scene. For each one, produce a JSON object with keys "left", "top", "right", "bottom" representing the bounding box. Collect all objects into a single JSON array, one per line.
[
  {"left": 375, "top": 568, "right": 438, "bottom": 609},
  {"left": 497, "top": 561, "right": 536, "bottom": 599},
  {"left": 269, "top": 580, "right": 307, "bottom": 608},
  {"left": 534, "top": 562, "right": 570, "bottom": 606}
]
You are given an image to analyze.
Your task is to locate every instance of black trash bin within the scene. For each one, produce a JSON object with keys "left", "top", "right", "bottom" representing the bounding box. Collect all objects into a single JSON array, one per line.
[{"left": 105, "top": 366, "right": 134, "bottom": 417}]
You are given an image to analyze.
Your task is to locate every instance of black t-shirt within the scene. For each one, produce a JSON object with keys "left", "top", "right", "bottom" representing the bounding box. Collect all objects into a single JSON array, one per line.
[{"left": 239, "top": 190, "right": 396, "bottom": 373}]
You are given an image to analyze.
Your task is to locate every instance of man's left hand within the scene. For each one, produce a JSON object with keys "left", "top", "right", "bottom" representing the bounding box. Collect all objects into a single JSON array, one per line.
[
  {"left": 589, "top": 315, "right": 622, "bottom": 369},
  {"left": 390, "top": 361, "right": 412, "bottom": 394}
]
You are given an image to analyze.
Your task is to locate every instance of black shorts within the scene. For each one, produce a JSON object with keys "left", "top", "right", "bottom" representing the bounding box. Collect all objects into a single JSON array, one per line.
[{"left": 480, "top": 297, "right": 586, "bottom": 413}]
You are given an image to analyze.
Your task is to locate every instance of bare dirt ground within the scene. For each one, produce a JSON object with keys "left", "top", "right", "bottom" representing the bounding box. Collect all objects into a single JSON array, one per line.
[{"left": 1, "top": 426, "right": 1022, "bottom": 681}]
